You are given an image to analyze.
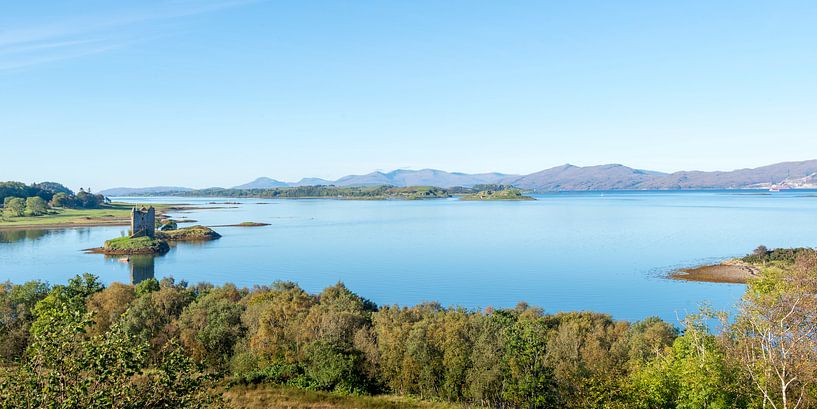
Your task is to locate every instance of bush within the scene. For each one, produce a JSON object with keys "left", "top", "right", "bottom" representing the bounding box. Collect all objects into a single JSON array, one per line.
[{"left": 304, "top": 341, "right": 371, "bottom": 395}]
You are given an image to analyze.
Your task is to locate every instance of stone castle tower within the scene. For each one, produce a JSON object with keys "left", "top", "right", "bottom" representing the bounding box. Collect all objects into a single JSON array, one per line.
[{"left": 131, "top": 206, "right": 156, "bottom": 238}]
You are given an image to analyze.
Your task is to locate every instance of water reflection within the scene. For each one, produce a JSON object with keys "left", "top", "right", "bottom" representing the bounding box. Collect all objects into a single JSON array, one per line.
[
  {"left": 0, "top": 229, "right": 53, "bottom": 243},
  {"left": 103, "top": 254, "right": 156, "bottom": 285},
  {"left": 129, "top": 255, "right": 156, "bottom": 285}
]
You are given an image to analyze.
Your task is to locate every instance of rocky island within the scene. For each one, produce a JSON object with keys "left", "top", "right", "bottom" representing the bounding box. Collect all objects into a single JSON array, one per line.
[
  {"left": 98, "top": 236, "right": 170, "bottom": 255},
  {"left": 460, "top": 188, "right": 535, "bottom": 201},
  {"left": 156, "top": 225, "right": 221, "bottom": 240}
]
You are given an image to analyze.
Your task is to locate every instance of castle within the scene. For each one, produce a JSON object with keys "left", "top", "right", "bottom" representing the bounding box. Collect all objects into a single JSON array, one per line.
[{"left": 130, "top": 206, "right": 156, "bottom": 238}]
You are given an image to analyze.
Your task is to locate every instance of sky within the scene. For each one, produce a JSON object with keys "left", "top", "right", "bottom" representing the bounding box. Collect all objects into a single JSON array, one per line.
[{"left": 1, "top": 0, "right": 816, "bottom": 190}]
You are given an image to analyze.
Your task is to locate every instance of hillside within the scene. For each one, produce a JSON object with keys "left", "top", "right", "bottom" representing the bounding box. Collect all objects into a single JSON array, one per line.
[
  {"left": 507, "top": 164, "right": 663, "bottom": 191},
  {"left": 99, "top": 186, "right": 193, "bottom": 196},
  {"left": 508, "top": 160, "right": 817, "bottom": 191},
  {"left": 637, "top": 160, "right": 817, "bottom": 190},
  {"left": 232, "top": 177, "right": 288, "bottom": 189},
  {"left": 332, "top": 169, "right": 516, "bottom": 187}
]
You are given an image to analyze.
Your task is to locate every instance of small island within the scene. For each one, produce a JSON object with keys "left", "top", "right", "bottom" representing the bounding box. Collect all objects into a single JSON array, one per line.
[
  {"left": 99, "top": 236, "right": 170, "bottom": 255},
  {"left": 211, "top": 221, "right": 271, "bottom": 227},
  {"left": 157, "top": 225, "right": 221, "bottom": 240},
  {"left": 460, "top": 188, "right": 535, "bottom": 201}
]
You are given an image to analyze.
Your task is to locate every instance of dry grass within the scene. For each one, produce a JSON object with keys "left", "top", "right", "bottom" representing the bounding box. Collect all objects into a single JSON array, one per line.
[{"left": 224, "top": 385, "right": 471, "bottom": 409}]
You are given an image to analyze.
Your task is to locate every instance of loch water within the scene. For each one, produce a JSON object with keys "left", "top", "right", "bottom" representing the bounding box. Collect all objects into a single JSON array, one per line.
[{"left": 2, "top": 190, "right": 816, "bottom": 322}]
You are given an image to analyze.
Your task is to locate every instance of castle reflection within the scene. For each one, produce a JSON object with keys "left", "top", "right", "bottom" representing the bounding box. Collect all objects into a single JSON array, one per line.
[{"left": 128, "top": 255, "right": 155, "bottom": 285}]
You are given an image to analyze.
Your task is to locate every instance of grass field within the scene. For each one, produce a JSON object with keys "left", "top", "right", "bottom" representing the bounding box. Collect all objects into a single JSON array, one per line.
[
  {"left": 224, "top": 385, "right": 470, "bottom": 409},
  {"left": 0, "top": 203, "right": 167, "bottom": 229}
]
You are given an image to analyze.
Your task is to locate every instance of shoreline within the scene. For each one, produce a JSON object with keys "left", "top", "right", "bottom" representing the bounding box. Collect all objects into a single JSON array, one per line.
[
  {"left": 0, "top": 203, "right": 180, "bottom": 232},
  {"left": 670, "top": 260, "right": 760, "bottom": 284},
  {"left": 0, "top": 220, "right": 131, "bottom": 231}
]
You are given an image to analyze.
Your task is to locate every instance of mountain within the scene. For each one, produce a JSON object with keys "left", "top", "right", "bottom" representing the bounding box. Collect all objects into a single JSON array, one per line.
[
  {"left": 637, "top": 160, "right": 817, "bottom": 190},
  {"left": 232, "top": 177, "right": 288, "bottom": 189},
  {"left": 98, "top": 186, "right": 193, "bottom": 196},
  {"left": 290, "top": 177, "right": 334, "bottom": 186},
  {"left": 507, "top": 164, "right": 663, "bottom": 191},
  {"left": 103, "top": 160, "right": 817, "bottom": 195},
  {"left": 232, "top": 169, "right": 518, "bottom": 189},
  {"left": 778, "top": 172, "right": 817, "bottom": 189},
  {"left": 508, "top": 160, "right": 817, "bottom": 191},
  {"left": 332, "top": 169, "right": 517, "bottom": 187}
]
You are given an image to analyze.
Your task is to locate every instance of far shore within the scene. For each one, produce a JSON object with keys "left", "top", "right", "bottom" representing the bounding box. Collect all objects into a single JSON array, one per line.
[
  {"left": 0, "top": 203, "right": 177, "bottom": 231},
  {"left": 670, "top": 260, "right": 760, "bottom": 284}
]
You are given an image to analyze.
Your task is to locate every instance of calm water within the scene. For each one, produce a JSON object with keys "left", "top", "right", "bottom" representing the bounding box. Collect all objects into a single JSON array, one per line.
[{"left": 2, "top": 190, "right": 816, "bottom": 322}]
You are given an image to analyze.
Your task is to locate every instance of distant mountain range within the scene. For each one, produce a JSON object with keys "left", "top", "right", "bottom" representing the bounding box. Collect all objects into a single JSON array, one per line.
[{"left": 99, "top": 160, "right": 817, "bottom": 195}]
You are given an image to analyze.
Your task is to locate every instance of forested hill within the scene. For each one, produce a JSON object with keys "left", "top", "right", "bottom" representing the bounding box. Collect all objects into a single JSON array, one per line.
[
  {"left": 1, "top": 181, "right": 106, "bottom": 210},
  {"left": 151, "top": 185, "right": 452, "bottom": 200}
]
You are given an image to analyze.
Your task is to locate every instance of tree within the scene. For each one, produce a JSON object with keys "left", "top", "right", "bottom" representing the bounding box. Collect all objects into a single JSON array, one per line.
[
  {"left": 503, "top": 308, "right": 558, "bottom": 408},
  {"left": 244, "top": 282, "right": 315, "bottom": 364},
  {"left": 119, "top": 285, "right": 195, "bottom": 362},
  {"left": 728, "top": 253, "right": 817, "bottom": 409},
  {"left": 0, "top": 285, "right": 221, "bottom": 408},
  {"left": 0, "top": 280, "right": 50, "bottom": 362},
  {"left": 303, "top": 340, "right": 371, "bottom": 394},
  {"left": 74, "top": 191, "right": 105, "bottom": 209},
  {"left": 31, "top": 182, "right": 72, "bottom": 196},
  {"left": 178, "top": 284, "right": 246, "bottom": 369},
  {"left": 753, "top": 245, "right": 770, "bottom": 266},
  {"left": 2, "top": 197, "right": 25, "bottom": 217},
  {"left": 49, "top": 192, "right": 71, "bottom": 208},
  {"left": 86, "top": 282, "right": 136, "bottom": 336},
  {"left": 24, "top": 196, "right": 47, "bottom": 216},
  {"left": 626, "top": 312, "right": 741, "bottom": 409},
  {"left": 465, "top": 310, "right": 510, "bottom": 406}
]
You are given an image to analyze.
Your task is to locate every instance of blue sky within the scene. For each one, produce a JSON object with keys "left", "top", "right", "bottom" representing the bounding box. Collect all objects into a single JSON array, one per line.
[{"left": 1, "top": 0, "right": 816, "bottom": 189}]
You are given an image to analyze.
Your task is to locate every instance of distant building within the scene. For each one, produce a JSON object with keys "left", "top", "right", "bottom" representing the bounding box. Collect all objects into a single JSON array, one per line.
[{"left": 131, "top": 206, "right": 156, "bottom": 238}]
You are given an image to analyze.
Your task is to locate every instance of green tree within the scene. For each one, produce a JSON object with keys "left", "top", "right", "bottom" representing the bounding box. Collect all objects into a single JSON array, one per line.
[
  {"left": 49, "top": 192, "right": 71, "bottom": 208},
  {"left": 0, "top": 284, "right": 220, "bottom": 408},
  {"left": 627, "top": 313, "right": 741, "bottom": 409},
  {"left": 135, "top": 277, "right": 161, "bottom": 297},
  {"left": 178, "top": 284, "right": 246, "bottom": 369},
  {"left": 502, "top": 308, "right": 558, "bottom": 409},
  {"left": 119, "top": 284, "right": 195, "bottom": 362},
  {"left": 24, "top": 196, "right": 47, "bottom": 216},
  {"left": 466, "top": 310, "right": 511, "bottom": 406},
  {"left": 0, "top": 280, "right": 50, "bottom": 362},
  {"left": 304, "top": 340, "right": 371, "bottom": 394},
  {"left": 2, "top": 197, "right": 24, "bottom": 217}
]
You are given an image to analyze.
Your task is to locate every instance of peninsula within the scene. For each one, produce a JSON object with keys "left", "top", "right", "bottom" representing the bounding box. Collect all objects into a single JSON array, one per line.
[{"left": 671, "top": 246, "right": 813, "bottom": 284}]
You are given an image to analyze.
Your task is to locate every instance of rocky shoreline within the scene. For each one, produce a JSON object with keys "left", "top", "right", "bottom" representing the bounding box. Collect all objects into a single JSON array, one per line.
[{"left": 670, "top": 259, "right": 760, "bottom": 284}]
